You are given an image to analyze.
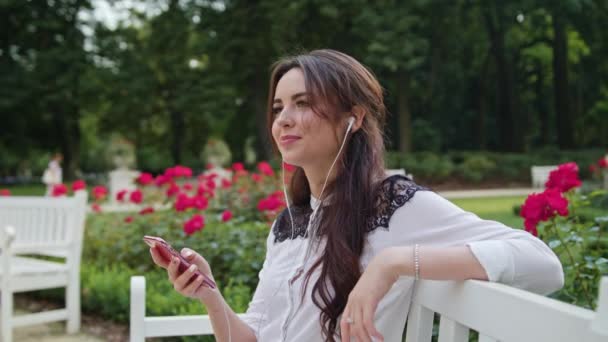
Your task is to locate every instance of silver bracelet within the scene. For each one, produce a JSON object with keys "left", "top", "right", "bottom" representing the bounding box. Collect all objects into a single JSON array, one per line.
[{"left": 414, "top": 244, "right": 420, "bottom": 280}]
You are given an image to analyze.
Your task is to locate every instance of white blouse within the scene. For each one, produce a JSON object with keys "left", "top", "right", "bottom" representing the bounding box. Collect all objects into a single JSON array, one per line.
[{"left": 239, "top": 176, "right": 564, "bottom": 341}]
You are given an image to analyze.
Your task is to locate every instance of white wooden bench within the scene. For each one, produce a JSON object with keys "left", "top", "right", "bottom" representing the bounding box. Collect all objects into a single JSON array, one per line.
[
  {"left": 0, "top": 191, "right": 88, "bottom": 342},
  {"left": 129, "top": 276, "right": 246, "bottom": 340},
  {"left": 129, "top": 275, "right": 608, "bottom": 341},
  {"left": 531, "top": 165, "right": 557, "bottom": 189},
  {"left": 405, "top": 277, "right": 607, "bottom": 342}
]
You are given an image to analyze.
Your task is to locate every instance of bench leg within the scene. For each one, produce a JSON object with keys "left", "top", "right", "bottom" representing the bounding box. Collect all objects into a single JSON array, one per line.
[
  {"left": 1, "top": 289, "right": 13, "bottom": 342},
  {"left": 130, "top": 276, "right": 146, "bottom": 342},
  {"left": 65, "top": 276, "right": 81, "bottom": 334}
]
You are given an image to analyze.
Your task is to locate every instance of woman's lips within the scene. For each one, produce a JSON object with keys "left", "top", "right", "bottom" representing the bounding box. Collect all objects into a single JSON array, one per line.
[{"left": 280, "top": 135, "right": 301, "bottom": 146}]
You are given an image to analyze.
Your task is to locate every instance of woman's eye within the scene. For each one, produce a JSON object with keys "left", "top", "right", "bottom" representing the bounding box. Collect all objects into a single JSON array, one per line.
[
  {"left": 272, "top": 107, "right": 282, "bottom": 116},
  {"left": 296, "top": 101, "right": 309, "bottom": 108}
]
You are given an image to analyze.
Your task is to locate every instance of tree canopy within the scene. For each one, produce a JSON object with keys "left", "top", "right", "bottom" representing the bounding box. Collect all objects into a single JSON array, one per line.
[{"left": 1, "top": 0, "right": 607, "bottom": 177}]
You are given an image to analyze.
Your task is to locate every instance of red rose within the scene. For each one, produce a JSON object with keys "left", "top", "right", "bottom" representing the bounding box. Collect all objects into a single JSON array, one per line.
[
  {"left": 221, "top": 210, "right": 233, "bottom": 222},
  {"left": 164, "top": 167, "right": 176, "bottom": 178},
  {"left": 166, "top": 182, "right": 180, "bottom": 197},
  {"left": 124, "top": 216, "right": 134, "bottom": 223},
  {"left": 92, "top": 186, "right": 108, "bottom": 200},
  {"left": 155, "top": 174, "right": 171, "bottom": 187},
  {"left": 116, "top": 189, "right": 128, "bottom": 202},
  {"left": 139, "top": 207, "right": 155, "bottom": 215},
  {"left": 174, "top": 193, "right": 193, "bottom": 212},
  {"left": 232, "top": 170, "right": 249, "bottom": 181},
  {"left": 232, "top": 162, "right": 245, "bottom": 172},
  {"left": 179, "top": 166, "right": 193, "bottom": 178},
  {"left": 52, "top": 184, "right": 67, "bottom": 197},
  {"left": 206, "top": 163, "right": 214, "bottom": 169},
  {"left": 71, "top": 180, "right": 86, "bottom": 192},
  {"left": 91, "top": 203, "right": 102, "bottom": 213},
  {"left": 183, "top": 183, "right": 194, "bottom": 191},
  {"left": 257, "top": 194, "right": 285, "bottom": 212},
  {"left": 136, "top": 172, "right": 154, "bottom": 185},
  {"left": 257, "top": 161, "right": 274, "bottom": 176},
  {"left": 0, "top": 189, "right": 10, "bottom": 196},
  {"left": 599, "top": 157, "right": 608, "bottom": 169},
  {"left": 206, "top": 179, "right": 216, "bottom": 190},
  {"left": 252, "top": 173, "right": 262, "bottom": 183},
  {"left": 167, "top": 165, "right": 193, "bottom": 178},
  {"left": 545, "top": 162, "right": 582, "bottom": 193},
  {"left": 193, "top": 195, "right": 208, "bottom": 210},
  {"left": 283, "top": 162, "right": 296, "bottom": 172},
  {"left": 129, "top": 189, "right": 143, "bottom": 204},
  {"left": 590, "top": 164, "right": 598, "bottom": 173},
  {"left": 183, "top": 214, "right": 205, "bottom": 235},
  {"left": 221, "top": 179, "right": 232, "bottom": 189},
  {"left": 520, "top": 188, "right": 569, "bottom": 236},
  {"left": 196, "top": 184, "right": 206, "bottom": 197}
]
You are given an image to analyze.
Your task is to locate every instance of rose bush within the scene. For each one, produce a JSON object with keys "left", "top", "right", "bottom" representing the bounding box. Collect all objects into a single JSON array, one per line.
[
  {"left": 520, "top": 161, "right": 608, "bottom": 309},
  {"left": 103, "top": 161, "right": 294, "bottom": 236}
]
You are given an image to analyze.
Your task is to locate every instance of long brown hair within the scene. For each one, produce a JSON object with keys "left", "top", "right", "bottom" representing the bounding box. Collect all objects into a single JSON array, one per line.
[{"left": 266, "top": 49, "right": 387, "bottom": 341}]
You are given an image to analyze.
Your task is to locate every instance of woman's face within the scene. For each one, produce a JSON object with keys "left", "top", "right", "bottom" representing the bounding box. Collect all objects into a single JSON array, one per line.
[{"left": 271, "top": 68, "right": 343, "bottom": 170}]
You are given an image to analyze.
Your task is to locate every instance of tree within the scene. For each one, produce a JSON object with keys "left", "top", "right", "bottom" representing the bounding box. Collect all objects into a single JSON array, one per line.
[{"left": 0, "top": 0, "right": 91, "bottom": 178}]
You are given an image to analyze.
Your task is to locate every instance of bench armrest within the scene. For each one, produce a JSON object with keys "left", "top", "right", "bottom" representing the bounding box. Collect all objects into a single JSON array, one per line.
[
  {"left": 1, "top": 225, "right": 16, "bottom": 278},
  {"left": 1, "top": 226, "right": 16, "bottom": 247}
]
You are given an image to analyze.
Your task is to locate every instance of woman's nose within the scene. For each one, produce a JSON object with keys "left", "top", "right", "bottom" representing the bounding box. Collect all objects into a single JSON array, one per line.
[{"left": 275, "top": 108, "right": 295, "bottom": 127}]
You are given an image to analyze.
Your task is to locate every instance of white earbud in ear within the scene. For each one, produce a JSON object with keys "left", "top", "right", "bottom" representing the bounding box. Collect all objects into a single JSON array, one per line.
[{"left": 347, "top": 116, "right": 356, "bottom": 132}]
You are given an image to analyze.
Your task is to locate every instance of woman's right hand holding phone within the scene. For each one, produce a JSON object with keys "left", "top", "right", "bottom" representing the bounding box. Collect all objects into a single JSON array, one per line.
[{"left": 150, "top": 246, "right": 220, "bottom": 304}]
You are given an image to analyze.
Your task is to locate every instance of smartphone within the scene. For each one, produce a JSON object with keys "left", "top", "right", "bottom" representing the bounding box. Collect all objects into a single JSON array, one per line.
[{"left": 143, "top": 235, "right": 217, "bottom": 289}]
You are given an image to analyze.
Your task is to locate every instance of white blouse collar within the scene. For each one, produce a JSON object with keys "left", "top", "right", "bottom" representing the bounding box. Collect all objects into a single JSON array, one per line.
[{"left": 309, "top": 194, "right": 333, "bottom": 210}]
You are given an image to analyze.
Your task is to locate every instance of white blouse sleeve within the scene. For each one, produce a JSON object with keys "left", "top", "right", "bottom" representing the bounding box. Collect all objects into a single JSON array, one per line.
[
  {"left": 387, "top": 190, "right": 564, "bottom": 295},
  {"left": 239, "top": 221, "right": 275, "bottom": 337}
]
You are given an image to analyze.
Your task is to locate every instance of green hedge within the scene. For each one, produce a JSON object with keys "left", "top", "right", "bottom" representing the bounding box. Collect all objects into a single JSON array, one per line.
[
  {"left": 386, "top": 148, "right": 606, "bottom": 184},
  {"left": 84, "top": 210, "right": 269, "bottom": 293}
]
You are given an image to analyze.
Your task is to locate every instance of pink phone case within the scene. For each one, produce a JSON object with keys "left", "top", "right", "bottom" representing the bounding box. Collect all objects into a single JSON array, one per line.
[{"left": 143, "top": 235, "right": 216, "bottom": 289}]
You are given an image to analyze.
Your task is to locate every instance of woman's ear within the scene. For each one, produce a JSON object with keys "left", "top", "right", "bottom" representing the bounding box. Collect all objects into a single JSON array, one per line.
[{"left": 350, "top": 105, "right": 366, "bottom": 132}]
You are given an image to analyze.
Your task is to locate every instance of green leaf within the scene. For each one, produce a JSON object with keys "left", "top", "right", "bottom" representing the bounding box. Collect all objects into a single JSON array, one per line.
[
  {"left": 594, "top": 216, "right": 608, "bottom": 224},
  {"left": 595, "top": 258, "right": 608, "bottom": 265},
  {"left": 548, "top": 240, "right": 562, "bottom": 248}
]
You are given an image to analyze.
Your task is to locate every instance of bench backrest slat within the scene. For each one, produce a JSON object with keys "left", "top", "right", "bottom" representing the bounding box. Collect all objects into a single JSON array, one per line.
[
  {"left": 408, "top": 279, "right": 604, "bottom": 342},
  {"left": 0, "top": 193, "right": 87, "bottom": 256}
]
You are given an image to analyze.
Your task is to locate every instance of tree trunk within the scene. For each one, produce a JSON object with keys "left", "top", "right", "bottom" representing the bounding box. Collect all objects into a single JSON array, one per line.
[
  {"left": 535, "top": 61, "right": 550, "bottom": 145},
  {"left": 477, "top": 53, "right": 490, "bottom": 149},
  {"left": 483, "top": 3, "right": 518, "bottom": 151},
  {"left": 252, "top": 73, "right": 271, "bottom": 161},
  {"left": 51, "top": 107, "right": 79, "bottom": 180},
  {"left": 552, "top": 13, "right": 574, "bottom": 148},
  {"left": 397, "top": 70, "right": 412, "bottom": 153},
  {"left": 169, "top": 108, "right": 185, "bottom": 165}
]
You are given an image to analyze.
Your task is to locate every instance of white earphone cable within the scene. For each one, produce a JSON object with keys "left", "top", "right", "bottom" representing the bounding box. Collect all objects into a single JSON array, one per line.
[{"left": 252, "top": 117, "right": 355, "bottom": 339}]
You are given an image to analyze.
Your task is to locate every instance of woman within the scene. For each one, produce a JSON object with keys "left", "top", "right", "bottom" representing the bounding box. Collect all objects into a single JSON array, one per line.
[
  {"left": 149, "top": 49, "right": 564, "bottom": 342},
  {"left": 43, "top": 153, "right": 63, "bottom": 196}
]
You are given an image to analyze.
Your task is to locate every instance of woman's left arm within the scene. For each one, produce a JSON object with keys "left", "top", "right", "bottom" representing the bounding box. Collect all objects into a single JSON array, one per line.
[
  {"left": 340, "top": 190, "right": 564, "bottom": 342},
  {"left": 384, "top": 245, "right": 489, "bottom": 281},
  {"left": 382, "top": 190, "right": 564, "bottom": 294}
]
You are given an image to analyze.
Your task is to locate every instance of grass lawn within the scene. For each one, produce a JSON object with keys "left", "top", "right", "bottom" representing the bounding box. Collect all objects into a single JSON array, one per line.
[{"left": 451, "top": 195, "right": 526, "bottom": 229}]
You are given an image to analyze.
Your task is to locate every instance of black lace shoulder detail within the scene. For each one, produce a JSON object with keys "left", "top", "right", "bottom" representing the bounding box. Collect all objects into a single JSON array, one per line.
[
  {"left": 366, "top": 175, "right": 428, "bottom": 232},
  {"left": 272, "top": 204, "right": 313, "bottom": 243},
  {"left": 271, "top": 175, "right": 428, "bottom": 243}
]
